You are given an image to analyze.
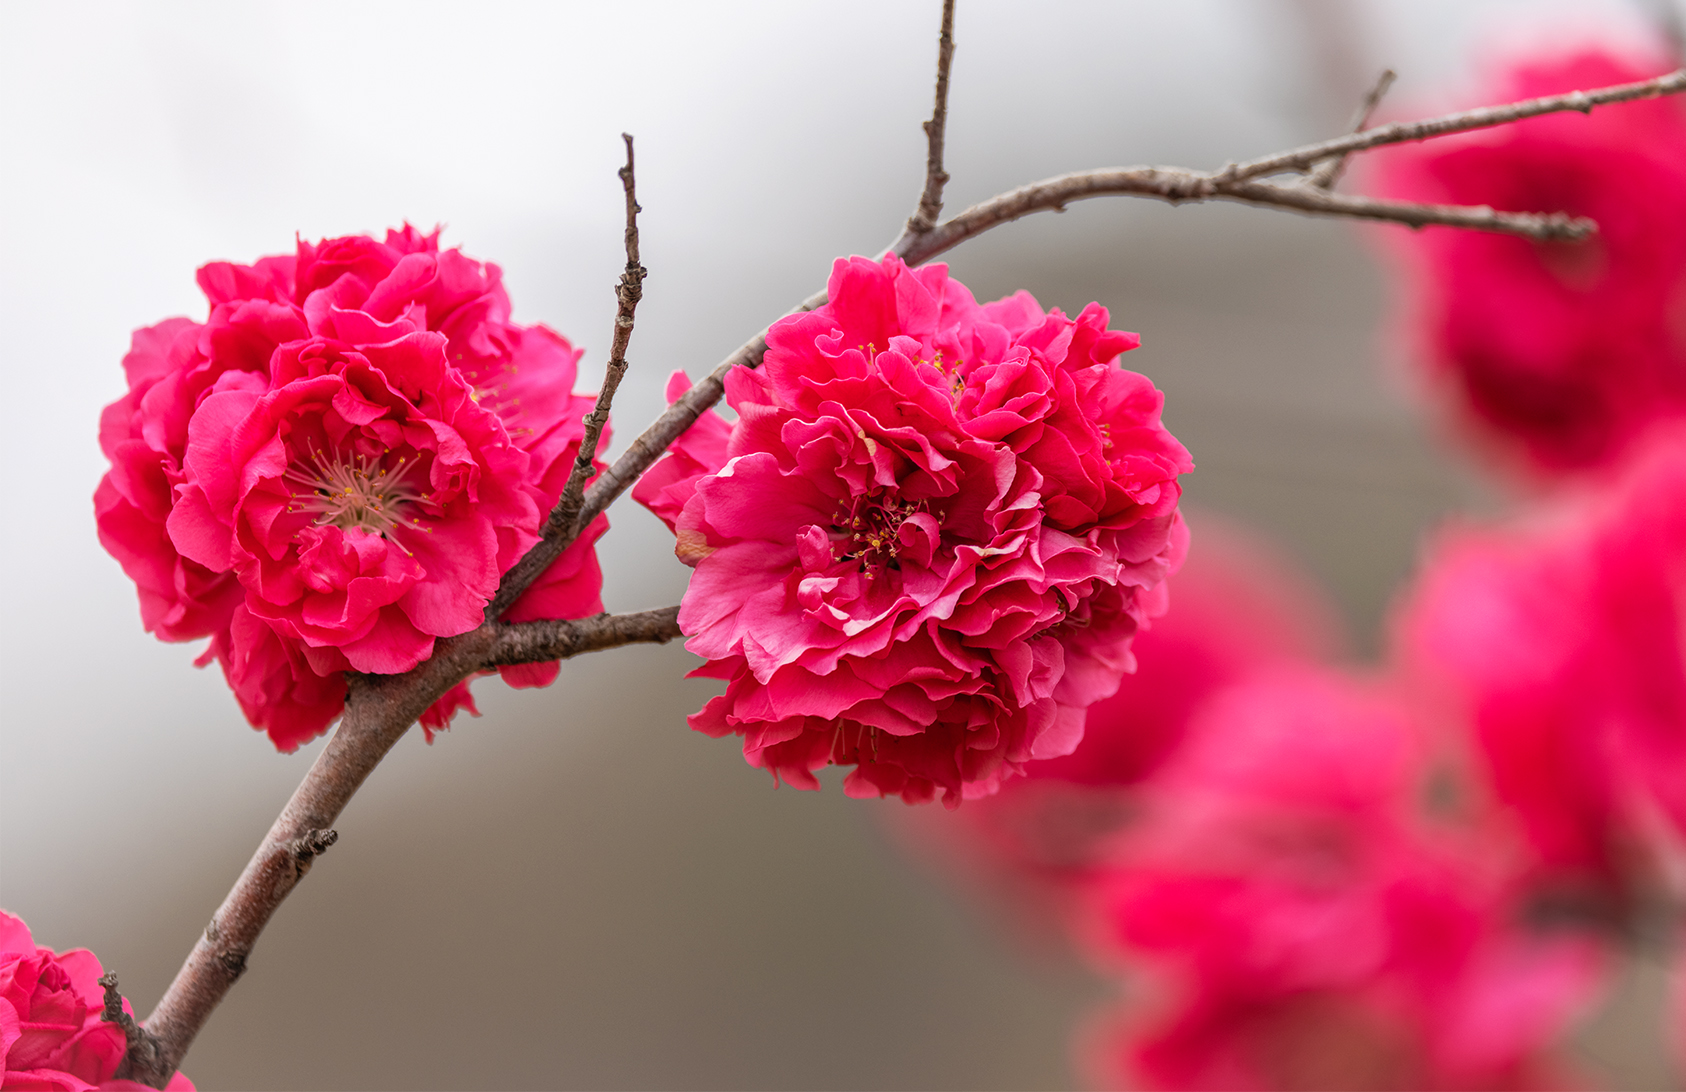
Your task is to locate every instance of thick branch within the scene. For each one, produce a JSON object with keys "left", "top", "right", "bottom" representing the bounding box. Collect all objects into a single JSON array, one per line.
[
  {"left": 1225, "top": 66, "right": 1686, "bottom": 182},
  {"left": 483, "top": 606, "right": 682, "bottom": 668},
  {"left": 490, "top": 134, "right": 646, "bottom": 620},
  {"left": 904, "top": 0, "right": 956, "bottom": 237},
  {"left": 129, "top": 606, "right": 681, "bottom": 1086}
]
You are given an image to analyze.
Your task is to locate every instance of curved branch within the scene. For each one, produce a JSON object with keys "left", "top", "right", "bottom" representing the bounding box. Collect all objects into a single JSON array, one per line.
[{"left": 129, "top": 608, "right": 683, "bottom": 1087}]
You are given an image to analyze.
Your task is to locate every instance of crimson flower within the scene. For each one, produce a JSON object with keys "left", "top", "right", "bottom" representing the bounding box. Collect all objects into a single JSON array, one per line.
[
  {"left": 0, "top": 911, "right": 193, "bottom": 1091},
  {"left": 1392, "top": 424, "right": 1686, "bottom": 889},
  {"left": 1078, "top": 669, "right": 1607, "bottom": 1091},
  {"left": 635, "top": 255, "right": 1191, "bottom": 805},
  {"left": 1373, "top": 47, "right": 1686, "bottom": 475},
  {"left": 888, "top": 514, "right": 1345, "bottom": 920},
  {"left": 96, "top": 228, "right": 606, "bottom": 750}
]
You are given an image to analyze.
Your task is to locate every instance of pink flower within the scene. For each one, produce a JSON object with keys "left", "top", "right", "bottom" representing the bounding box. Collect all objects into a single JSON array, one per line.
[
  {"left": 1393, "top": 424, "right": 1686, "bottom": 888},
  {"left": 0, "top": 911, "right": 193, "bottom": 1091},
  {"left": 635, "top": 255, "right": 1191, "bottom": 805},
  {"left": 1372, "top": 47, "right": 1686, "bottom": 475},
  {"left": 1078, "top": 669, "right": 1607, "bottom": 1091},
  {"left": 885, "top": 515, "right": 1344, "bottom": 910},
  {"left": 97, "top": 228, "right": 606, "bottom": 750}
]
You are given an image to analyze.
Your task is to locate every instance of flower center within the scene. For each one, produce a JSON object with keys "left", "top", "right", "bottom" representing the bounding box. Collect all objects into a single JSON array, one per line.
[
  {"left": 832, "top": 492, "right": 924, "bottom": 569},
  {"left": 285, "top": 448, "right": 427, "bottom": 545}
]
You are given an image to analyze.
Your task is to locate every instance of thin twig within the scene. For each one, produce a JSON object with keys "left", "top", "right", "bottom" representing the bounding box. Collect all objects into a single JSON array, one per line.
[
  {"left": 1224, "top": 66, "right": 1686, "bottom": 183},
  {"left": 489, "top": 134, "right": 646, "bottom": 620},
  {"left": 893, "top": 166, "right": 1592, "bottom": 264},
  {"left": 129, "top": 608, "right": 686, "bottom": 1087},
  {"left": 904, "top": 0, "right": 956, "bottom": 238},
  {"left": 1307, "top": 68, "right": 1395, "bottom": 190}
]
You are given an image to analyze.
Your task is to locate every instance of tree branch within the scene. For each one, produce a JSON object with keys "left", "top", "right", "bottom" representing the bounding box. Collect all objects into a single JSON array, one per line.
[
  {"left": 1307, "top": 67, "right": 1395, "bottom": 190},
  {"left": 904, "top": 0, "right": 956, "bottom": 238},
  {"left": 484, "top": 606, "right": 683, "bottom": 668},
  {"left": 1224, "top": 66, "right": 1686, "bottom": 183},
  {"left": 128, "top": 607, "right": 682, "bottom": 1087},
  {"left": 489, "top": 134, "right": 647, "bottom": 621}
]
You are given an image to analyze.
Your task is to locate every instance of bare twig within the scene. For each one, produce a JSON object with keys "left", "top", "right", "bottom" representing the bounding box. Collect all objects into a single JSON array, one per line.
[
  {"left": 100, "top": 972, "right": 171, "bottom": 1084},
  {"left": 1307, "top": 68, "right": 1395, "bottom": 190},
  {"left": 490, "top": 134, "right": 647, "bottom": 620},
  {"left": 1225, "top": 66, "right": 1686, "bottom": 182},
  {"left": 904, "top": 0, "right": 956, "bottom": 238},
  {"left": 894, "top": 167, "right": 1593, "bottom": 263}
]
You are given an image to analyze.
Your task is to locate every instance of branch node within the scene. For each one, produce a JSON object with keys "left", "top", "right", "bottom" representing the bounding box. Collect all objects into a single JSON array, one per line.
[{"left": 290, "top": 827, "right": 339, "bottom": 863}]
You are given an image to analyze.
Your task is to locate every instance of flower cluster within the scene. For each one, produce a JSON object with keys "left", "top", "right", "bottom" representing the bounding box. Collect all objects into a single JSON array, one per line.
[
  {"left": 1081, "top": 669, "right": 1606, "bottom": 1091},
  {"left": 97, "top": 228, "right": 606, "bottom": 750},
  {"left": 1373, "top": 48, "right": 1686, "bottom": 475},
  {"left": 636, "top": 254, "right": 1191, "bottom": 805},
  {"left": 885, "top": 514, "right": 1346, "bottom": 925},
  {"left": 1, "top": 911, "right": 193, "bottom": 1091},
  {"left": 1394, "top": 424, "right": 1686, "bottom": 891}
]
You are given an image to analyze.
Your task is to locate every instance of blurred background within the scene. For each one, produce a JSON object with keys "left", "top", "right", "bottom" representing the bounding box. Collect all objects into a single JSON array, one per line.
[{"left": 1, "top": 1, "right": 1679, "bottom": 1087}]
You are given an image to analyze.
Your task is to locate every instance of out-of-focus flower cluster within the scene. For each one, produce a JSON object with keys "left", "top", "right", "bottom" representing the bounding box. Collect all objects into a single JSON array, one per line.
[
  {"left": 636, "top": 254, "right": 1191, "bottom": 806},
  {"left": 97, "top": 228, "right": 607, "bottom": 751},
  {"left": 0, "top": 911, "right": 192, "bottom": 1091},
  {"left": 885, "top": 42, "right": 1686, "bottom": 1090}
]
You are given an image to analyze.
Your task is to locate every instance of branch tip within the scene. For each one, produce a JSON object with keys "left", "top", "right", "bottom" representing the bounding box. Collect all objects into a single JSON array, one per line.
[
  {"left": 905, "top": 0, "right": 956, "bottom": 238},
  {"left": 487, "top": 130, "right": 647, "bottom": 619}
]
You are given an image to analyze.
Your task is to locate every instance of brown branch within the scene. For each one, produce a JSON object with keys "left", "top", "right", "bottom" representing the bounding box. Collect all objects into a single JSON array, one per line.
[
  {"left": 1307, "top": 68, "right": 1395, "bottom": 190},
  {"left": 894, "top": 166, "right": 1593, "bottom": 264},
  {"left": 484, "top": 606, "right": 682, "bottom": 668},
  {"left": 489, "top": 133, "right": 646, "bottom": 620},
  {"left": 128, "top": 608, "right": 682, "bottom": 1087},
  {"left": 1224, "top": 66, "right": 1686, "bottom": 182},
  {"left": 904, "top": 0, "right": 956, "bottom": 238}
]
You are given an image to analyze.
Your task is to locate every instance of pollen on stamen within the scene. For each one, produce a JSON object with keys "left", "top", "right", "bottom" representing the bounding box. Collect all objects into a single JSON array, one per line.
[{"left": 284, "top": 446, "right": 429, "bottom": 553}]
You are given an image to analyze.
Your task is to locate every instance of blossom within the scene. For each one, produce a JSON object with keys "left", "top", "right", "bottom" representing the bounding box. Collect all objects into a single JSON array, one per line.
[
  {"left": 1078, "top": 669, "right": 1607, "bottom": 1091},
  {"left": 0, "top": 911, "right": 193, "bottom": 1091},
  {"left": 885, "top": 514, "right": 1344, "bottom": 907},
  {"left": 96, "top": 228, "right": 606, "bottom": 750},
  {"left": 1392, "top": 424, "right": 1686, "bottom": 888},
  {"left": 1372, "top": 47, "right": 1686, "bottom": 474},
  {"left": 635, "top": 254, "right": 1191, "bottom": 805}
]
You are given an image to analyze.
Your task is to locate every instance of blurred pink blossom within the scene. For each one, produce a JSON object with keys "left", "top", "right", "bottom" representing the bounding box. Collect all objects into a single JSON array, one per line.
[
  {"left": 635, "top": 254, "right": 1191, "bottom": 804},
  {"left": 1373, "top": 47, "right": 1686, "bottom": 475},
  {"left": 1078, "top": 669, "right": 1607, "bottom": 1091},
  {"left": 1393, "top": 425, "right": 1686, "bottom": 890}
]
